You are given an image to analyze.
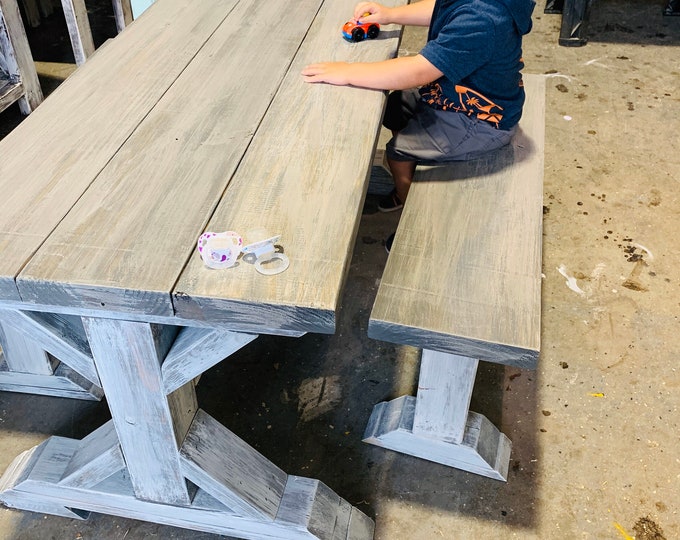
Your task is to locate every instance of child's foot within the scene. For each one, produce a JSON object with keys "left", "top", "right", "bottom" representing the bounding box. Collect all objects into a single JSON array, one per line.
[{"left": 378, "top": 190, "right": 404, "bottom": 212}]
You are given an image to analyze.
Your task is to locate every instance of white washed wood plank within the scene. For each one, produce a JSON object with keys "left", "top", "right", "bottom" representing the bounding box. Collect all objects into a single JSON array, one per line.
[
  {"left": 346, "top": 506, "right": 375, "bottom": 540},
  {"left": 276, "top": 476, "right": 373, "bottom": 540},
  {"left": 59, "top": 0, "right": 94, "bottom": 65},
  {"left": 166, "top": 380, "right": 198, "bottom": 448},
  {"left": 179, "top": 409, "right": 288, "bottom": 519},
  {"left": 16, "top": 0, "right": 324, "bottom": 318},
  {"left": 0, "top": 80, "right": 24, "bottom": 113},
  {"left": 0, "top": 309, "right": 98, "bottom": 385},
  {"left": 0, "top": 0, "right": 42, "bottom": 113},
  {"left": 0, "top": 297, "right": 308, "bottom": 338},
  {"left": 173, "top": 0, "right": 407, "bottom": 333},
  {"left": 369, "top": 74, "right": 545, "bottom": 369},
  {"left": 2, "top": 436, "right": 373, "bottom": 539},
  {"left": 0, "top": 442, "right": 90, "bottom": 519},
  {"left": 112, "top": 0, "right": 133, "bottom": 33},
  {"left": 0, "top": 316, "right": 55, "bottom": 374},
  {"left": 363, "top": 396, "right": 511, "bottom": 481},
  {"left": 412, "top": 349, "right": 478, "bottom": 445},
  {"left": 0, "top": 0, "right": 239, "bottom": 302},
  {"left": 59, "top": 420, "right": 126, "bottom": 488},
  {"left": 162, "top": 327, "right": 257, "bottom": 394},
  {"left": 0, "top": 354, "right": 102, "bottom": 399},
  {"left": 82, "top": 317, "right": 191, "bottom": 505}
]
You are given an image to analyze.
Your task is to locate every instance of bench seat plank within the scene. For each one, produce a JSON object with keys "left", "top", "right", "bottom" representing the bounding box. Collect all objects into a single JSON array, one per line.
[
  {"left": 173, "top": 0, "right": 406, "bottom": 333},
  {"left": 0, "top": 0, "right": 240, "bottom": 302},
  {"left": 368, "top": 74, "right": 545, "bottom": 369},
  {"left": 15, "top": 0, "right": 324, "bottom": 316}
]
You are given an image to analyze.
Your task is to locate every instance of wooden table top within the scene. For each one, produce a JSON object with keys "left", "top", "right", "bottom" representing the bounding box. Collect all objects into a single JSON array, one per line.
[{"left": 0, "top": 0, "right": 404, "bottom": 334}]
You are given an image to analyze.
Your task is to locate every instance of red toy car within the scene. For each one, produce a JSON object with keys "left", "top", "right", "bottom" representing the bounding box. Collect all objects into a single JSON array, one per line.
[{"left": 342, "top": 18, "right": 380, "bottom": 42}]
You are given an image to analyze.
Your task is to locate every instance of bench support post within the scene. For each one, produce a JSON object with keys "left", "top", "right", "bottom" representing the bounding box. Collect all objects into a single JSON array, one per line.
[{"left": 363, "top": 349, "right": 511, "bottom": 481}]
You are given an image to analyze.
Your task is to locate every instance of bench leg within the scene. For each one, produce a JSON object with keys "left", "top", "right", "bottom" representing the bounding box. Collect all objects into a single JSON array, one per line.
[{"left": 363, "top": 349, "right": 511, "bottom": 481}]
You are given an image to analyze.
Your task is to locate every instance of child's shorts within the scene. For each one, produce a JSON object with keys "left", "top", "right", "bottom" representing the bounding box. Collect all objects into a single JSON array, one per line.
[{"left": 383, "top": 89, "right": 516, "bottom": 163}]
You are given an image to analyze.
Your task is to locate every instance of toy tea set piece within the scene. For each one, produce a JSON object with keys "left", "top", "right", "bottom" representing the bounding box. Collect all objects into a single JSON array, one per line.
[
  {"left": 197, "top": 228, "right": 289, "bottom": 275},
  {"left": 342, "top": 13, "right": 380, "bottom": 42}
]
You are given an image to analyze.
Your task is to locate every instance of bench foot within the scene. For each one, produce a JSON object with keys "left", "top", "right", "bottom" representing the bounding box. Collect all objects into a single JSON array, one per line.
[
  {"left": 363, "top": 349, "right": 511, "bottom": 481},
  {"left": 363, "top": 396, "right": 511, "bottom": 481}
]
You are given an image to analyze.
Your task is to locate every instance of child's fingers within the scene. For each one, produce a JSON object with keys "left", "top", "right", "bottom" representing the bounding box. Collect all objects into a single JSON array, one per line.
[{"left": 354, "top": 2, "right": 378, "bottom": 21}]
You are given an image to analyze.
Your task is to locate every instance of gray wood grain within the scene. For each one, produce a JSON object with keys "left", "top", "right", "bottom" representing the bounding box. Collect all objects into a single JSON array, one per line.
[
  {"left": 173, "top": 0, "right": 406, "bottom": 333},
  {"left": 162, "top": 327, "right": 257, "bottom": 394},
  {"left": 59, "top": 420, "right": 126, "bottom": 488},
  {"left": 369, "top": 74, "right": 546, "bottom": 369},
  {"left": 0, "top": 0, "right": 237, "bottom": 301},
  {"left": 179, "top": 409, "right": 287, "bottom": 519},
  {"left": 16, "top": 0, "right": 324, "bottom": 317}
]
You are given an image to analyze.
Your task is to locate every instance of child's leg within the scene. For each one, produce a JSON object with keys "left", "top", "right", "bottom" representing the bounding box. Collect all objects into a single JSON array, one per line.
[{"left": 387, "top": 157, "right": 416, "bottom": 204}]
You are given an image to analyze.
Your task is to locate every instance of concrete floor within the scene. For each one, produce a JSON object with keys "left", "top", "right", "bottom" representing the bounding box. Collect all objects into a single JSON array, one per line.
[{"left": 1, "top": 1, "right": 679, "bottom": 539}]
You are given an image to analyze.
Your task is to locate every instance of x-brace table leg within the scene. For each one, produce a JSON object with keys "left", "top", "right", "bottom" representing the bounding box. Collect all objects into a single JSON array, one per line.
[{"left": 1, "top": 317, "right": 373, "bottom": 539}]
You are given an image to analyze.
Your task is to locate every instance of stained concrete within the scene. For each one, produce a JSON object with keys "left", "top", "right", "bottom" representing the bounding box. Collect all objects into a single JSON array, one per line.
[{"left": 1, "top": 1, "right": 679, "bottom": 538}]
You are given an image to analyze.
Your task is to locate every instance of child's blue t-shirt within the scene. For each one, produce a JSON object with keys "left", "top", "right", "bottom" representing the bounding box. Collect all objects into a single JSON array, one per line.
[{"left": 419, "top": 0, "right": 535, "bottom": 131}]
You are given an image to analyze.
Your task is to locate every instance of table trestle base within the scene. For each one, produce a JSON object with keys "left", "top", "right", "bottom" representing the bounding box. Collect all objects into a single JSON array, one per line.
[
  {"left": 1, "top": 317, "right": 373, "bottom": 539},
  {"left": 362, "top": 350, "right": 511, "bottom": 481},
  {"left": 0, "top": 425, "right": 373, "bottom": 539}
]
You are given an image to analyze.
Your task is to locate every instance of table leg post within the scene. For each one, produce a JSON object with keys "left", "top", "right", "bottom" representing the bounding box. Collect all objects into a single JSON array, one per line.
[
  {"left": 82, "top": 317, "right": 193, "bottom": 505},
  {"left": 363, "top": 349, "right": 511, "bottom": 481}
]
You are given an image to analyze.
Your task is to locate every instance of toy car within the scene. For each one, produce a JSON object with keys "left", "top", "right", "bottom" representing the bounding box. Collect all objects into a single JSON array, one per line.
[{"left": 342, "top": 18, "right": 380, "bottom": 42}]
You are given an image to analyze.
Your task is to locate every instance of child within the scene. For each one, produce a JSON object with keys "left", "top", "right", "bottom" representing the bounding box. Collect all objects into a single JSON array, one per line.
[{"left": 302, "top": 0, "right": 535, "bottom": 247}]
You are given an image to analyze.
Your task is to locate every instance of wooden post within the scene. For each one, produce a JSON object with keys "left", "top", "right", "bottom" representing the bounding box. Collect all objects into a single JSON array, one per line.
[
  {"left": 112, "top": 0, "right": 133, "bottom": 33},
  {"left": 363, "top": 349, "right": 511, "bottom": 481},
  {"left": 59, "top": 0, "right": 94, "bottom": 65},
  {"left": 0, "top": 0, "right": 43, "bottom": 112},
  {"left": 82, "top": 317, "right": 194, "bottom": 505}
]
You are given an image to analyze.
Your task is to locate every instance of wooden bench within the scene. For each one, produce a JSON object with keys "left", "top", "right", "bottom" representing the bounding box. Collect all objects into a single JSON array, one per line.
[{"left": 363, "top": 74, "right": 545, "bottom": 481}]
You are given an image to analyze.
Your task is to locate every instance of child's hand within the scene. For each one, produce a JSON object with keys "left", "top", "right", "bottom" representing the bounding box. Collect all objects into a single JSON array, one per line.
[
  {"left": 301, "top": 62, "right": 353, "bottom": 86},
  {"left": 353, "top": 2, "right": 391, "bottom": 24}
]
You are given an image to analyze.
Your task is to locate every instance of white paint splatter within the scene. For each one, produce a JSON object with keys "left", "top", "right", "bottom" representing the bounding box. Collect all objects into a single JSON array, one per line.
[
  {"left": 584, "top": 58, "right": 612, "bottom": 69},
  {"left": 558, "top": 264, "right": 585, "bottom": 295}
]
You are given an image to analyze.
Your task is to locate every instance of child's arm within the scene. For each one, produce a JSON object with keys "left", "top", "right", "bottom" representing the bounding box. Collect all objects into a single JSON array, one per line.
[
  {"left": 353, "top": 0, "right": 436, "bottom": 27},
  {"left": 301, "top": 54, "right": 443, "bottom": 90}
]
